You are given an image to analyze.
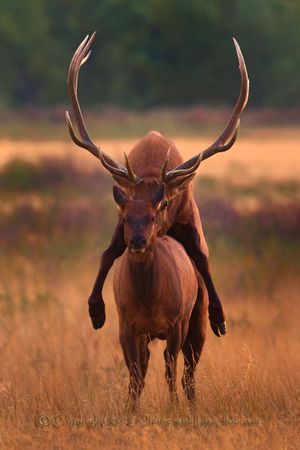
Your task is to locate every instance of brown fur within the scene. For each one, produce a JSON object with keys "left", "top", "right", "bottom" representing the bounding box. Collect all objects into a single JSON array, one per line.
[
  {"left": 113, "top": 200, "right": 207, "bottom": 408},
  {"left": 89, "top": 131, "right": 225, "bottom": 338}
]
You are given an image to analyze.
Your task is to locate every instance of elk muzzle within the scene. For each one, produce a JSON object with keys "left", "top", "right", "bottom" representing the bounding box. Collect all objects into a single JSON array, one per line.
[{"left": 129, "top": 236, "right": 147, "bottom": 253}]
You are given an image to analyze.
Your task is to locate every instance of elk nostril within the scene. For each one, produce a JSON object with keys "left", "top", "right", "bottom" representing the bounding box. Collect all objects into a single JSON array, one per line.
[{"left": 130, "top": 236, "right": 146, "bottom": 249}]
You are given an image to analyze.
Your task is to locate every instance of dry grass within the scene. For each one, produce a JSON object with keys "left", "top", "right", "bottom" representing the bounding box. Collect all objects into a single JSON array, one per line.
[
  {"left": 0, "top": 257, "right": 299, "bottom": 449},
  {"left": 0, "top": 133, "right": 299, "bottom": 449}
]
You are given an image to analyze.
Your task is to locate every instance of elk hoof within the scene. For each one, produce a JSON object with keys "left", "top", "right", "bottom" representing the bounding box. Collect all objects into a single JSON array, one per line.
[
  {"left": 88, "top": 299, "right": 106, "bottom": 329},
  {"left": 90, "top": 313, "right": 106, "bottom": 329},
  {"left": 220, "top": 321, "right": 227, "bottom": 335},
  {"left": 210, "top": 321, "right": 227, "bottom": 337}
]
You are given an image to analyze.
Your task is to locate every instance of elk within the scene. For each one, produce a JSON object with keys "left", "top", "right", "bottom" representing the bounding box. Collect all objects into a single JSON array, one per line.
[
  {"left": 112, "top": 183, "right": 208, "bottom": 406},
  {"left": 66, "top": 33, "right": 249, "bottom": 338}
]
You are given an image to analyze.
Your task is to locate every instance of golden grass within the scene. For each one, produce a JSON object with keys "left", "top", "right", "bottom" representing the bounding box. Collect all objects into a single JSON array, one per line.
[
  {"left": 0, "top": 129, "right": 299, "bottom": 449},
  {"left": 0, "top": 244, "right": 299, "bottom": 449},
  {"left": 0, "top": 127, "right": 299, "bottom": 181}
]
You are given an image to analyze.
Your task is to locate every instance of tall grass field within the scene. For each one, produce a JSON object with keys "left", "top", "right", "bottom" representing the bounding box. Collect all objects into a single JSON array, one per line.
[{"left": 0, "top": 127, "right": 299, "bottom": 449}]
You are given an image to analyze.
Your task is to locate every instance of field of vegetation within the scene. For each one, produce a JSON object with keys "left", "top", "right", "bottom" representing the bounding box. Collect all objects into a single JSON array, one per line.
[{"left": 0, "top": 128, "right": 299, "bottom": 449}]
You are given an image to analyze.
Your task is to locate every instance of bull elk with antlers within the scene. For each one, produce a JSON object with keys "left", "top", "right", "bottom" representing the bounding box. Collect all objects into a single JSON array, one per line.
[{"left": 66, "top": 33, "right": 249, "bottom": 338}]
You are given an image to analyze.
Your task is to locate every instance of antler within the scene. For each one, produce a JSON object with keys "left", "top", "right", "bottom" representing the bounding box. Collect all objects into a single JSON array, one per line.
[
  {"left": 66, "top": 32, "right": 140, "bottom": 184},
  {"left": 162, "top": 38, "right": 249, "bottom": 184}
]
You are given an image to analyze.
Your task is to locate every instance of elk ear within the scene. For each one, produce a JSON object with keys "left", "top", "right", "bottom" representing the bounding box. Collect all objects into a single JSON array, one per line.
[
  {"left": 113, "top": 185, "right": 128, "bottom": 208},
  {"left": 151, "top": 184, "right": 165, "bottom": 207},
  {"left": 166, "top": 173, "right": 196, "bottom": 199}
]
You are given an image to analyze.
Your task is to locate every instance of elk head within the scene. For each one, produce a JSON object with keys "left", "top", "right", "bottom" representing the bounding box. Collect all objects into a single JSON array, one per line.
[
  {"left": 66, "top": 33, "right": 249, "bottom": 235},
  {"left": 112, "top": 183, "right": 167, "bottom": 253}
]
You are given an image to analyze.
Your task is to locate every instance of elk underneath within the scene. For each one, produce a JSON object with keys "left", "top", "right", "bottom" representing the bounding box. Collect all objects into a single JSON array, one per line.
[
  {"left": 66, "top": 33, "right": 249, "bottom": 338},
  {"left": 113, "top": 183, "right": 208, "bottom": 406}
]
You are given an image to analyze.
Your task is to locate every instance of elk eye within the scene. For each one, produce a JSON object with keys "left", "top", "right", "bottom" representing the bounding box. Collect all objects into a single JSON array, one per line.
[
  {"left": 162, "top": 200, "right": 169, "bottom": 209},
  {"left": 150, "top": 215, "right": 155, "bottom": 222}
]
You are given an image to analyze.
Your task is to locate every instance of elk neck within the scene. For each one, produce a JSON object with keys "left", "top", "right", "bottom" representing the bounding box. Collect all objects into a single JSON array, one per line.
[{"left": 127, "top": 245, "right": 157, "bottom": 305}]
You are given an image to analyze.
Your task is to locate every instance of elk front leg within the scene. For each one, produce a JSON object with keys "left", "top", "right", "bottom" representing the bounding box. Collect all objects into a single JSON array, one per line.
[
  {"left": 119, "top": 326, "right": 145, "bottom": 412},
  {"left": 168, "top": 222, "right": 226, "bottom": 337},
  {"left": 164, "top": 321, "right": 181, "bottom": 404},
  {"left": 88, "top": 221, "right": 126, "bottom": 329}
]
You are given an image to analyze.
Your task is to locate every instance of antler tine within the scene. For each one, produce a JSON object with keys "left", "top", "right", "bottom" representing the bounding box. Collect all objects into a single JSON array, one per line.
[
  {"left": 123, "top": 151, "right": 141, "bottom": 184},
  {"left": 66, "top": 33, "right": 98, "bottom": 155},
  {"left": 97, "top": 150, "right": 128, "bottom": 178},
  {"left": 200, "top": 38, "right": 248, "bottom": 160},
  {"left": 163, "top": 129, "right": 239, "bottom": 183},
  {"left": 162, "top": 38, "right": 248, "bottom": 183},
  {"left": 66, "top": 33, "right": 140, "bottom": 184},
  {"left": 160, "top": 148, "right": 171, "bottom": 182},
  {"left": 163, "top": 153, "right": 203, "bottom": 184}
]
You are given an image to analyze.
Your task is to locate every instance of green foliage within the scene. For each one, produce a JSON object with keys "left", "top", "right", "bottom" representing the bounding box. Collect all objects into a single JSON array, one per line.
[{"left": 0, "top": 0, "right": 299, "bottom": 107}]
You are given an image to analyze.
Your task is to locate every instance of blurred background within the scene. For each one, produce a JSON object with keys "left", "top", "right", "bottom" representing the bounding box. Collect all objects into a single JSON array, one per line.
[
  {"left": 0, "top": 0, "right": 300, "bottom": 109},
  {"left": 0, "top": 1, "right": 299, "bottom": 449},
  {"left": 0, "top": 0, "right": 300, "bottom": 137}
]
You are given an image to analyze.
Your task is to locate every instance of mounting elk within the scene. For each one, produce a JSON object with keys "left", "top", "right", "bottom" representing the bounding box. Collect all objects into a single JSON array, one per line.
[
  {"left": 113, "top": 183, "right": 208, "bottom": 406},
  {"left": 66, "top": 33, "right": 249, "bottom": 338}
]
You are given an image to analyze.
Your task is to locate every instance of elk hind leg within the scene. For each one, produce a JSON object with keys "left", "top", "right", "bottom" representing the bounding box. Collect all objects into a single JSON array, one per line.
[
  {"left": 140, "top": 336, "right": 150, "bottom": 380},
  {"left": 182, "top": 287, "right": 207, "bottom": 403}
]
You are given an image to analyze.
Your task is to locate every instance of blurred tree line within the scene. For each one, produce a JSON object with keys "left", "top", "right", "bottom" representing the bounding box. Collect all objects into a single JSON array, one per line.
[{"left": 0, "top": 0, "right": 299, "bottom": 108}]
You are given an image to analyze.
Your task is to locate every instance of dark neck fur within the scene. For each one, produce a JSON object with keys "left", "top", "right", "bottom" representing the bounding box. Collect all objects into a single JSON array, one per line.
[{"left": 128, "top": 250, "right": 155, "bottom": 305}]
